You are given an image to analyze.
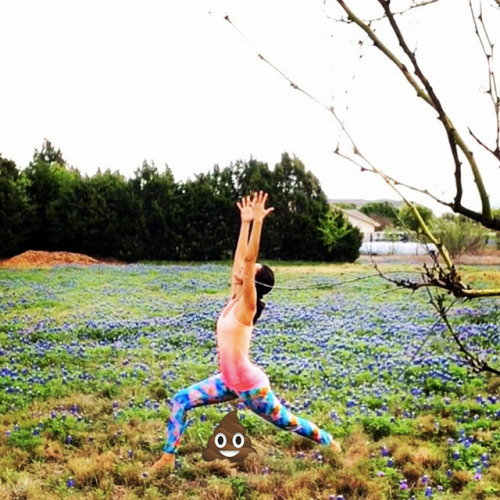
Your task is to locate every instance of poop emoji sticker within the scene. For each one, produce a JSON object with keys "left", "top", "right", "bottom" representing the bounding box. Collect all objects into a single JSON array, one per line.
[{"left": 202, "top": 411, "right": 256, "bottom": 463}]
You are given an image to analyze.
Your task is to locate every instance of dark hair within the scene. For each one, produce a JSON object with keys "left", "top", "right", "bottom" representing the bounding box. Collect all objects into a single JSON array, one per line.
[{"left": 253, "top": 264, "right": 275, "bottom": 324}]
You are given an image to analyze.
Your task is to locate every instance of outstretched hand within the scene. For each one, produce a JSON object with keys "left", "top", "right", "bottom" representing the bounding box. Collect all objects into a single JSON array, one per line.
[
  {"left": 251, "top": 191, "right": 274, "bottom": 221},
  {"left": 237, "top": 196, "right": 253, "bottom": 222}
]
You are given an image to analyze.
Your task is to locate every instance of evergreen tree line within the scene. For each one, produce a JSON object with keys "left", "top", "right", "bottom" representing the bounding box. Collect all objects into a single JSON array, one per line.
[{"left": 0, "top": 140, "right": 362, "bottom": 262}]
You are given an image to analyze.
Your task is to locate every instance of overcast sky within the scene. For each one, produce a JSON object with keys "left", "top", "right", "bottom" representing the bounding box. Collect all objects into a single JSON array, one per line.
[{"left": 1, "top": 0, "right": 499, "bottom": 214}]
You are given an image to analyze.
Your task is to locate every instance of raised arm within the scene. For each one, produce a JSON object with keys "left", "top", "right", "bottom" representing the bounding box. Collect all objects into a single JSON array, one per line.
[
  {"left": 230, "top": 196, "right": 253, "bottom": 298},
  {"left": 236, "top": 191, "right": 274, "bottom": 324}
]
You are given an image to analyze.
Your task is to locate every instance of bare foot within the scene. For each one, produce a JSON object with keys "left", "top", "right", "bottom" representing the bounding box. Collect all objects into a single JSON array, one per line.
[
  {"left": 329, "top": 440, "right": 342, "bottom": 453},
  {"left": 150, "top": 452, "right": 175, "bottom": 473}
]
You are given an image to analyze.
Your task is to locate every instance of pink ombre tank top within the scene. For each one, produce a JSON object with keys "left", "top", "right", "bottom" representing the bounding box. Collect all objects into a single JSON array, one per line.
[{"left": 216, "top": 299, "right": 269, "bottom": 392}]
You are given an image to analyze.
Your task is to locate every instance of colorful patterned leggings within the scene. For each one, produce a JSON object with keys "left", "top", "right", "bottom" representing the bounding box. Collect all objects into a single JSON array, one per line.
[{"left": 163, "top": 373, "right": 333, "bottom": 454}]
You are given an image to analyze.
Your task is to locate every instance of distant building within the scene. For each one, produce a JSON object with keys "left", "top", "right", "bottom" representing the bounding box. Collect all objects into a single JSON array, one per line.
[
  {"left": 338, "top": 208, "right": 381, "bottom": 241},
  {"left": 328, "top": 198, "right": 404, "bottom": 209}
]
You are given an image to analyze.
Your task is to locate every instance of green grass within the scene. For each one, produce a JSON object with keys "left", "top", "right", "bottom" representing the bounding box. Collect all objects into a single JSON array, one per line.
[{"left": 0, "top": 261, "right": 499, "bottom": 499}]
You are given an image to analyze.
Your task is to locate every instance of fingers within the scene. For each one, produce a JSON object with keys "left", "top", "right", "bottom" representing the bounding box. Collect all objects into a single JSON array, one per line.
[
  {"left": 237, "top": 195, "right": 252, "bottom": 211},
  {"left": 239, "top": 191, "right": 273, "bottom": 214},
  {"left": 250, "top": 191, "right": 267, "bottom": 205}
]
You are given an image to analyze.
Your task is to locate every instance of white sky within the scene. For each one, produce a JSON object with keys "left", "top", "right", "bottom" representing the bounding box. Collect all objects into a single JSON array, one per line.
[{"left": 1, "top": 0, "right": 499, "bottom": 215}]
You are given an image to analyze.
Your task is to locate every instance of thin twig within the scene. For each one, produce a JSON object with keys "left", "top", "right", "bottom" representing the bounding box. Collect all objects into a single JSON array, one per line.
[
  {"left": 427, "top": 290, "right": 500, "bottom": 375},
  {"left": 468, "top": 0, "right": 500, "bottom": 160}
]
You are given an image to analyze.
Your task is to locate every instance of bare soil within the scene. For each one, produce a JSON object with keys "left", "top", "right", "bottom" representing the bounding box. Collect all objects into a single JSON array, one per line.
[{"left": 0, "top": 250, "right": 101, "bottom": 268}]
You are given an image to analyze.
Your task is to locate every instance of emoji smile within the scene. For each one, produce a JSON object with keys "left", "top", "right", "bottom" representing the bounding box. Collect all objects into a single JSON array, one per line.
[{"left": 220, "top": 450, "right": 240, "bottom": 458}]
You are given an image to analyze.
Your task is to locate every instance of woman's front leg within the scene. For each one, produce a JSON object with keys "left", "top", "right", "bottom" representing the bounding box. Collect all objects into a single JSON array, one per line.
[{"left": 158, "top": 374, "right": 237, "bottom": 463}]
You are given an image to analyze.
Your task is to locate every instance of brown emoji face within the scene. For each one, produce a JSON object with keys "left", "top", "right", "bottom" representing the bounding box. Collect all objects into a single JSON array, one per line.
[{"left": 202, "top": 411, "right": 256, "bottom": 463}]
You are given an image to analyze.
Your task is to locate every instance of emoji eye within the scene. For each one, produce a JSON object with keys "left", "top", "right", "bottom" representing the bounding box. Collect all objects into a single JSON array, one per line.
[
  {"left": 232, "top": 432, "right": 244, "bottom": 448},
  {"left": 215, "top": 432, "right": 227, "bottom": 448}
]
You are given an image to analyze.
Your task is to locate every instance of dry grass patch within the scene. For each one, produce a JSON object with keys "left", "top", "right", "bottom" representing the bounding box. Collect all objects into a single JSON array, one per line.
[
  {"left": 487, "top": 376, "right": 500, "bottom": 394},
  {"left": 283, "top": 468, "right": 329, "bottom": 492},
  {"left": 232, "top": 453, "right": 266, "bottom": 475},
  {"left": 342, "top": 432, "right": 370, "bottom": 470},
  {"left": 468, "top": 480, "right": 500, "bottom": 500},
  {"left": 333, "top": 469, "right": 384, "bottom": 500},
  {"left": 108, "top": 486, "right": 141, "bottom": 500},
  {"left": 43, "top": 441, "right": 64, "bottom": 462},
  {"left": 393, "top": 439, "right": 444, "bottom": 469},
  {"left": 2, "top": 449, "right": 31, "bottom": 471},
  {"left": 192, "top": 459, "right": 235, "bottom": 478},
  {"left": 67, "top": 451, "right": 116, "bottom": 488},
  {"left": 487, "top": 464, "right": 500, "bottom": 482},
  {"left": 401, "top": 462, "right": 425, "bottom": 485},
  {"left": 412, "top": 446, "right": 445, "bottom": 468},
  {"left": 450, "top": 470, "right": 472, "bottom": 492},
  {"left": 0, "top": 471, "right": 46, "bottom": 500},
  {"left": 201, "top": 481, "right": 235, "bottom": 500},
  {"left": 54, "top": 394, "right": 111, "bottom": 419},
  {"left": 114, "top": 462, "right": 146, "bottom": 488},
  {"left": 0, "top": 486, "right": 11, "bottom": 500},
  {"left": 247, "top": 474, "right": 276, "bottom": 496},
  {"left": 415, "top": 414, "right": 440, "bottom": 438}
]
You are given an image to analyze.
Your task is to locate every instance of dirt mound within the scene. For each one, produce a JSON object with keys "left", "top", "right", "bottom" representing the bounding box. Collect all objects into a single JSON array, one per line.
[{"left": 0, "top": 250, "right": 101, "bottom": 268}]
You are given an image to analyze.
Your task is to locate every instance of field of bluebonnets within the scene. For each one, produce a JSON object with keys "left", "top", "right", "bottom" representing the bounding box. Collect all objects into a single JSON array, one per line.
[{"left": 0, "top": 260, "right": 499, "bottom": 500}]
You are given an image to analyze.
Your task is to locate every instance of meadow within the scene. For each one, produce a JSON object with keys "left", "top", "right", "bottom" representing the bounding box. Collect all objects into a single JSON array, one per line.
[{"left": 0, "top": 260, "right": 499, "bottom": 500}]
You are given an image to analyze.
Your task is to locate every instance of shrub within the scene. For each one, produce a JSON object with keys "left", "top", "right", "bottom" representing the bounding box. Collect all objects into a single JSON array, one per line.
[{"left": 434, "top": 215, "right": 488, "bottom": 257}]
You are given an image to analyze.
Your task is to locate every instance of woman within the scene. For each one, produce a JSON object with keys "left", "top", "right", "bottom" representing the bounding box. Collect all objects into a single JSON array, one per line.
[{"left": 152, "top": 191, "right": 340, "bottom": 470}]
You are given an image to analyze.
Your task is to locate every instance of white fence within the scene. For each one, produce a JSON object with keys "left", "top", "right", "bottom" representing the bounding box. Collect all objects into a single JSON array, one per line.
[{"left": 360, "top": 241, "right": 438, "bottom": 255}]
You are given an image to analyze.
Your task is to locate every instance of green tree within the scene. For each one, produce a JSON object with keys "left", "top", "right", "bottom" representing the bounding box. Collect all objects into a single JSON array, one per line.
[
  {"left": 230, "top": 158, "right": 276, "bottom": 257},
  {"left": 22, "top": 140, "right": 74, "bottom": 251},
  {"left": 130, "top": 161, "right": 180, "bottom": 260},
  {"left": 319, "top": 208, "right": 362, "bottom": 262},
  {"left": 268, "top": 153, "right": 331, "bottom": 260},
  {"left": 398, "top": 204, "right": 434, "bottom": 236},
  {"left": 81, "top": 169, "right": 143, "bottom": 261},
  {"left": 434, "top": 215, "right": 488, "bottom": 258},
  {"left": 179, "top": 166, "right": 236, "bottom": 260},
  {"left": 360, "top": 201, "right": 400, "bottom": 228},
  {"left": 0, "top": 156, "right": 27, "bottom": 257},
  {"left": 232, "top": 157, "right": 274, "bottom": 197}
]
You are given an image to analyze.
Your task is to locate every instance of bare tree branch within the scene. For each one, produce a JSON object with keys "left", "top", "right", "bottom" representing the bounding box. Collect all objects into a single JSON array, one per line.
[
  {"left": 223, "top": 2, "right": 500, "bottom": 374},
  {"left": 226, "top": 5, "right": 500, "bottom": 230},
  {"left": 336, "top": 0, "right": 494, "bottom": 224},
  {"left": 334, "top": 149, "right": 454, "bottom": 209},
  {"left": 222, "top": 7, "right": 500, "bottom": 301},
  {"left": 324, "top": 0, "right": 440, "bottom": 23},
  {"left": 429, "top": 292, "right": 500, "bottom": 375},
  {"left": 372, "top": 251, "right": 500, "bottom": 299},
  {"left": 468, "top": 0, "right": 500, "bottom": 161}
]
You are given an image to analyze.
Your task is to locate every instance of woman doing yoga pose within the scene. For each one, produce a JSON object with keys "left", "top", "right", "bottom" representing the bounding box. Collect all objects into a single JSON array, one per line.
[{"left": 152, "top": 191, "right": 341, "bottom": 470}]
